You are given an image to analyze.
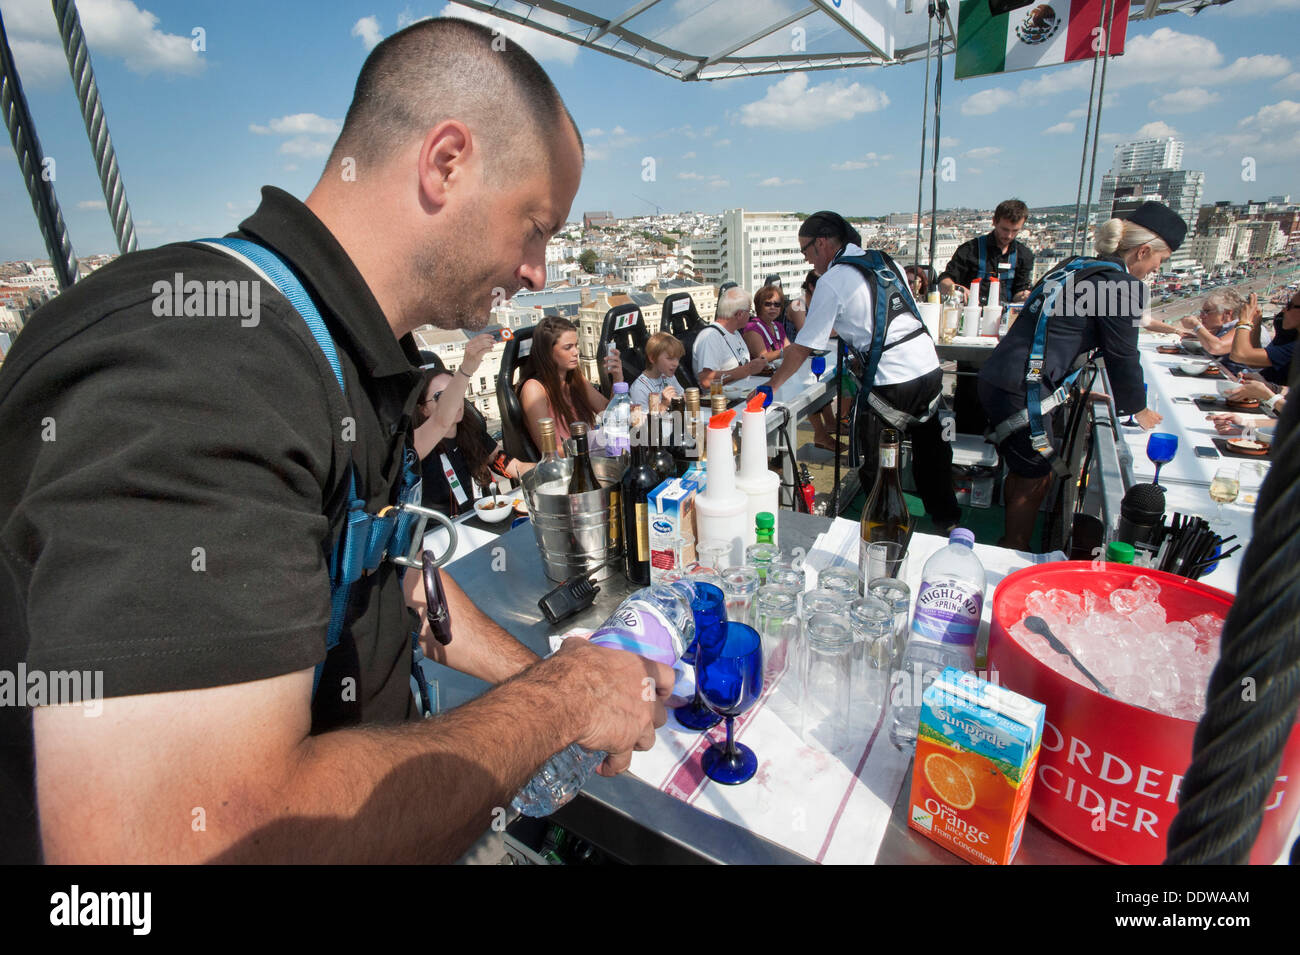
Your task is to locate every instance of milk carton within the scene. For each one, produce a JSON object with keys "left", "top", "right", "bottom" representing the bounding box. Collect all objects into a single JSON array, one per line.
[{"left": 648, "top": 478, "right": 698, "bottom": 583}]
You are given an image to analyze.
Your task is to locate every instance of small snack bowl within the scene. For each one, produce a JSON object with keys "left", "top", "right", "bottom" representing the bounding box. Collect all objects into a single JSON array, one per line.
[
  {"left": 1180, "top": 359, "right": 1211, "bottom": 375},
  {"left": 474, "top": 494, "right": 516, "bottom": 523},
  {"left": 1216, "top": 379, "right": 1240, "bottom": 399}
]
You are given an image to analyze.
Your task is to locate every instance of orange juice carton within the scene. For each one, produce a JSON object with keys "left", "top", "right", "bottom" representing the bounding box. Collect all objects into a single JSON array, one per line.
[
  {"left": 908, "top": 667, "right": 1045, "bottom": 865},
  {"left": 648, "top": 478, "right": 698, "bottom": 584}
]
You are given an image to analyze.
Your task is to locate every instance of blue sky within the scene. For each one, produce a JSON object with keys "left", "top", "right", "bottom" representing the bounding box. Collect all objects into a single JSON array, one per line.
[{"left": 2, "top": 0, "right": 1298, "bottom": 261}]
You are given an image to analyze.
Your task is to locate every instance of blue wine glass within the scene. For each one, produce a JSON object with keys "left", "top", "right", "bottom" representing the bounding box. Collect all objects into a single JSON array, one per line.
[
  {"left": 696, "top": 622, "right": 764, "bottom": 785},
  {"left": 674, "top": 583, "right": 725, "bottom": 732},
  {"left": 1147, "top": 432, "right": 1178, "bottom": 489}
]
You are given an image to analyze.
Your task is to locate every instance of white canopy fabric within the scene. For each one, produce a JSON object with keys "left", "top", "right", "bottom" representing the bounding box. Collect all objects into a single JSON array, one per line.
[{"left": 447, "top": 0, "right": 1233, "bottom": 82}]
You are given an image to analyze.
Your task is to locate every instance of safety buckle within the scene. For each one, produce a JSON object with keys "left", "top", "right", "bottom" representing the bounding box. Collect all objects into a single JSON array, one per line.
[
  {"left": 388, "top": 502, "right": 457, "bottom": 570},
  {"left": 1030, "top": 431, "right": 1053, "bottom": 453}
]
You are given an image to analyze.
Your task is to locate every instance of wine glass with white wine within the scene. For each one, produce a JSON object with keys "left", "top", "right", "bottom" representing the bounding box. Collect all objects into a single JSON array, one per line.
[{"left": 1208, "top": 466, "right": 1240, "bottom": 527}]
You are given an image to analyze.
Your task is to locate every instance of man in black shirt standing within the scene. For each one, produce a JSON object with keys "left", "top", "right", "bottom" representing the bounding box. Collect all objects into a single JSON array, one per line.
[
  {"left": 938, "top": 199, "right": 1035, "bottom": 306},
  {"left": 0, "top": 18, "right": 672, "bottom": 864}
]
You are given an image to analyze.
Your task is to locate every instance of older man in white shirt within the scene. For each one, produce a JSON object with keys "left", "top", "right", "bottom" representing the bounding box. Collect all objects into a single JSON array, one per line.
[{"left": 693, "top": 286, "right": 772, "bottom": 389}]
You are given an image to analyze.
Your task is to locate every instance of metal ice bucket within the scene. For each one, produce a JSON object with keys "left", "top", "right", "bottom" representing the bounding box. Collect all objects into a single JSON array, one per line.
[{"left": 522, "top": 454, "right": 627, "bottom": 583}]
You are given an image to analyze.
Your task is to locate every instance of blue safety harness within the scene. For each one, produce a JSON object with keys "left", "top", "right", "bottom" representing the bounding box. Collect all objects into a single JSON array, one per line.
[
  {"left": 976, "top": 234, "right": 1016, "bottom": 303},
  {"left": 987, "top": 256, "right": 1122, "bottom": 478},
  {"left": 826, "top": 249, "right": 937, "bottom": 465},
  {"left": 197, "top": 237, "right": 437, "bottom": 717}
]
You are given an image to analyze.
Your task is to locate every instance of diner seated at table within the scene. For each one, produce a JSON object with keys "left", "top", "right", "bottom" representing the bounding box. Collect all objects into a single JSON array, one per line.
[
  {"left": 743, "top": 285, "right": 789, "bottom": 362},
  {"left": 1207, "top": 381, "right": 1289, "bottom": 434},
  {"left": 1144, "top": 289, "right": 1246, "bottom": 366},
  {"left": 416, "top": 356, "right": 534, "bottom": 517},
  {"left": 1229, "top": 290, "right": 1299, "bottom": 387},
  {"left": 904, "top": 265, "right": 930, "bottom": 302},
  {"left": 629, "top": 331, "right": 684, "bottom": 408},
  {"left": 518, "top": 315, "right": 622, "bottom": 455},
  {"left": 693, "top": 286, "right": 773, "bottom": 390}
]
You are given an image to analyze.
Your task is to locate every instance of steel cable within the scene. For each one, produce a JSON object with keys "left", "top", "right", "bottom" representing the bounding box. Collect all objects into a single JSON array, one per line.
[
  {"left": 52, "top": 0, "right": 136, "bottom": 254},
  {"left": 1164, "top": 362, "right": 1300, "bottom": 864},
  {"left": 0, "top": 7, "right": 78, "bottom": 288}
]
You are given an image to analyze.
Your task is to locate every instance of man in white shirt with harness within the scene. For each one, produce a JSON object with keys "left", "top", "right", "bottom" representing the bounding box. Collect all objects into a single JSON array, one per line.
[{"left": 760, "top": 211, "right": 960, "bottom": 530}]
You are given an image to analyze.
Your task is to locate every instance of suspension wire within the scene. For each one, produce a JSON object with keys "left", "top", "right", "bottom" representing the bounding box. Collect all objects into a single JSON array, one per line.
[
  {"left": 1069, "top": 0, "right": 1109, "bottom": 258},
  {"left": 52, "top": 0, "right": 137, "bottom": 254},
  {"left": 913, "top": 6, "right": 936, "bottom": 272},
  {"left": 1, "top": 9, "right": 79, "bottom": 289},
  {"left": 1080, "top": 0, "right": 1116, "bottom": 254},
  {"left": 1164, "top": 362, "right": 1300, "bottom": 864},
  {"left": 928, "top": 2, "right": 948, "bottom": 272}
]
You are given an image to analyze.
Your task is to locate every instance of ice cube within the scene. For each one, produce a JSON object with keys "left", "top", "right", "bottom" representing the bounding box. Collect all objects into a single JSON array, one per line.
[
  {"left": 1133, "top": 575, "right": 1162, "bottom": 602},
  {"left": 1046, "top": 589, "right": 1085, "bottom": 623},
  {"left": 1130, "top": 601, "right": 1167, "bottom": 632},
  {"left": 1109, "top": 588, "right": 1142, "bottom": 615}
]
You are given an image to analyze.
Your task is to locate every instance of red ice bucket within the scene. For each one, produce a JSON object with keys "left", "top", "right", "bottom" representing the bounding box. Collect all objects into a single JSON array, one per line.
[{"left": 988, "top": 561, "right": 1300, "bottom": 865}]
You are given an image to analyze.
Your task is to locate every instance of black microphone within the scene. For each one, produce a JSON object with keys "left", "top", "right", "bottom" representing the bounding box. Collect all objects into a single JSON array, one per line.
[{"left": 1117, "top": 483, "right": 1166, "bottom": 561}]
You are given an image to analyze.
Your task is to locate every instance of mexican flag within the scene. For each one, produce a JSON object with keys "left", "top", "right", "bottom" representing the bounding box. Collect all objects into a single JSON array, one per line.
[{"left": 955, "top": 0, "right": 1130, "bottom": 80}]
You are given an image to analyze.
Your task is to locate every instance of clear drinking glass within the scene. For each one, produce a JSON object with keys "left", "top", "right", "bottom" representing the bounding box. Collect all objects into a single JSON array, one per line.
[
  {"left": 867, "top": 577, "right": 912, "bottom": 669},
  {"left": 1208, "top": 465, "right": 1240, "bottom": 526},
  {"left": 818, "top": 566, "right": 861, "bottom": 602},
  {"left": 766, "top": 561, "right": 805, "bottom": 593},
  {"left": 720, "top": 565, "right": 761, "bottom": 629},
  {"left": 745, "top": 542, "right": 782, "bottom": 585},
  {"left": 848, "top": 596, "right": 895, "bottom": 733},
  {"left": 697, "top": 540, "right": 732, "bottom": 573},
  {"left": 864, "top": 541, "right": 908, "bottom": 582},
  {"left": 801, "top": 614, "right": 855, "bottom": 753}
]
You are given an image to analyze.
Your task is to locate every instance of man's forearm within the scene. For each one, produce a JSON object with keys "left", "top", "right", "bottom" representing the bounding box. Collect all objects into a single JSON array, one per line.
[
  {"left": 212, "top": 665, "right": 575, "bottom": 864},
  {"left": 407, "top": 569, "right": 538, "bottom": 683}
]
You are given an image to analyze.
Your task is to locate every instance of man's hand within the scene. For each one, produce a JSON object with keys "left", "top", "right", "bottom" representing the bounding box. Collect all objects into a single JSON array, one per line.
[
  {"left": 1207, "top": 412, "right": 1247, "bottom": 436},
  {"left": 460, "top": 332, "right": 496, "bottom": 376},
  {"left": 1227, "top": 379, "right": 1275, "bottom": 403},
  {"left": 1244, "top": 292, "right": 1263, "bottom": 328},
  {"left": 548, "top": 639, "right": 673, "bottom": 777},
  {"left": 1136, "top": 408, "right": 1162, "bottom": 430}
]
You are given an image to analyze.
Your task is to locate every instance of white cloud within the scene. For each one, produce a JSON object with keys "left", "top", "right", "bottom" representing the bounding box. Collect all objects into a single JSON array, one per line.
[
  {"left": 738, "top": 73, "right": 889, "bottom": 130},
  {"left": 963, "top": 146, "right": 1001, "bottom": 159},
  {"left": 612, "top": 126, "right": 627, "bottom": 136},
  {"left": 702, "top": 126, "right": 718, "bottom": 137},
  {"left": 1148, "top": 88, "right": 1221, "bottom": 114},
  {"left": 1239, "top": 100, "right": 1300, "bottom": 130},
  {"left": 280, "top": 137, "right": 332, "bottom": 158},
  {"left": 1044, "top": 122, "right": 1075, "bottom": 135},
  {"left": 960, "top": 88, "right": 1017, "bottom": 117},
  {"left": 677, "top": 172, "right": 706, "bottom": 180},
  {"left": 586, "top": 128, "right": 606, "bottom": 138},
  {"left": 760, "top": 177, "right": 803, "bottom": 187},
  {"left": 1135, "top": 120, "right": 1179, "bottom": 139},
  {"left": 436, "top": 5, "right": 579, "bottom": 65},
  {"left": 714, "top": 139, "right": 732, "bottom": 148},
  {"left": 708, "top": 179, "right": 729, "bottom": 189},
  {"left": 249, "top": 114, "right": 342, "bottom": 136},
  {"left": 352, "top": 15, "right": 383, "bottom": 50},
  {"left": 397, "top": 9, "right": 429, "bottom": 29},
  {"left": 76, "top": 200, "right": 106, "bottom": 210},
  {"left": 831, "top": 151, "right": 891, "bottom": 171},
  {"left": 1275, "top": 74, "right": 1300, "bottom": 92},
  {"left": 5, "top": 0, "right": 204, "bottom": 83},
  {"left": 681, "top": 151, "right": 696, "bottom": 159},
  {"left": 939, "top": 136, "right": 959, "bottom": 148}
]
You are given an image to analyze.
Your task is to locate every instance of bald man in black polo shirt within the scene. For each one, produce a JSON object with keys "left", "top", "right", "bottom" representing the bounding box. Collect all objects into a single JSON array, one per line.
[{"left": 0, "top": 18, "right": 671, "bottom": 864}]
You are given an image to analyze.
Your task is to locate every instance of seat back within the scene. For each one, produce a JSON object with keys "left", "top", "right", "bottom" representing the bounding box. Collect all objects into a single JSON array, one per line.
[
  {"left": 661, "top": 292, "right": 705, "bottom": 390},
  {"left": 597, "top": 302, "right": 649, "bottom": 394},
  {"left": 496, "top": 326, "right": 540, "bottom": 462}
]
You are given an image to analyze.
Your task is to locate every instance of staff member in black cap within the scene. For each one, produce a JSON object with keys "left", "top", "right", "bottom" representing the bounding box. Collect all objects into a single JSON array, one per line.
[{"left": 978, "top": 200, "right": 1185, "bottom": 550}]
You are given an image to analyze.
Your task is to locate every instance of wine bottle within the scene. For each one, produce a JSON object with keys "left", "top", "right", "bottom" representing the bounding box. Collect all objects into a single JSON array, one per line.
[
  {"left": 648, "top": 411, "right": 676, "bottom": 483},
  {"left": 621, "top": 433, "right": 659, "bottom": 585},
  {"left": 534, "top": 418, "right": 567, "bottom": 490},
  {"left": 567, "top": 421, "right": 600, "bottom": 495},
  {"left": 859, "top": 428, "right": 912, "bottom": 570}
]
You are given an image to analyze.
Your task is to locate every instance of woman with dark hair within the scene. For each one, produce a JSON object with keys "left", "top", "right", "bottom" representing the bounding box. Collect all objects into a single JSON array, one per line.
[
  {"left": 518, "top": 315, "right": 621, "bottom": 456},
  {"left": 416, "top": 358, "right": 533, "bottom": 517},
  {"left": 762, "top": 210, "right": 960, "bottom": 532},
  {"left": 744, "top": 285, "right": 789, "bottom": 362},
  {"left": 904, "top": 265, "right": 929, "bottom": 301}
]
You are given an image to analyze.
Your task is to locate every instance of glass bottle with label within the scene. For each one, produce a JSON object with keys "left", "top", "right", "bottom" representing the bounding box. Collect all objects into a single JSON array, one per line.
[
  {"left": 859, "top": 428, "right": 912, "bottom": 584},
  {"left": 567, "top": 421, "right": 600, "bottom": 494},
  {"left": 622, "top": 413, "right": 659, "bottom": 584},
  {"left": 534, "top": 417, "right": 567, "bottom": 491}
]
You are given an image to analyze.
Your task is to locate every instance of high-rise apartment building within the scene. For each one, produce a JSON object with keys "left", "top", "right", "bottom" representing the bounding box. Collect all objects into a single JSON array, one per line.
[
  {"left": 1110, "top": 138, "right": 1183, "bottom": 175},
  {"left": 694, "top": 209, "right": 810, "bottom": 294},
  {"left": 1098, "top": 137, "right": 1203, "bottom": 252}
]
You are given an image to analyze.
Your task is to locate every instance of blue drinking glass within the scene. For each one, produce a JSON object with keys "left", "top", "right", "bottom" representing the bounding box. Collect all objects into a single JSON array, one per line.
[
  {"left": 674, "top": 583, "right": 725, "bottom": 731},
  {"left": 696, "top": 622, "right": 764, "bottom": 785},
  {"left": 1147, "top": 432, "right": 1178, "bottom": 489},
  {"left": 810, "top": 354, "right": 826, "bottom": 376}
]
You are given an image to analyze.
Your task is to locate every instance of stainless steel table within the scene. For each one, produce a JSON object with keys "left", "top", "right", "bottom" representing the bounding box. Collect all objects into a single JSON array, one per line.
[{"left": 440, "top": 510, "right": 1102, "bottom": 864}]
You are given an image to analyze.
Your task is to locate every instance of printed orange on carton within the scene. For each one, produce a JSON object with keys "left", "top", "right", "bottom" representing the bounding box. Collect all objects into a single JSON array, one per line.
[{"left": 908, "top": 668, "right": 1045, "bottom": 865}]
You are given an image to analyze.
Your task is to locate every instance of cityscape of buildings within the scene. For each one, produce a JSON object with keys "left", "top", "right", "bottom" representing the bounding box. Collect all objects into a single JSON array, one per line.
[{"left": 3, "top": 136, "right": 1296, "bottom": 430}]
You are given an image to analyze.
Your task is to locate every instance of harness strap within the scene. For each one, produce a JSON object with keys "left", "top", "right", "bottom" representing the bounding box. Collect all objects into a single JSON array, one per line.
[
  {"left": 197, "top": 237, "right": 433, "bottom": 714},
  {"left": 976, "top": 235, "right": 1016, "bottom": 298}
]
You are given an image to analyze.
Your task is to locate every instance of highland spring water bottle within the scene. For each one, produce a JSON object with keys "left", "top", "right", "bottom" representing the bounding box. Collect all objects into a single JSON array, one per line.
[{"left": 889, "top": 528, "right": 986, "bottom": 751}]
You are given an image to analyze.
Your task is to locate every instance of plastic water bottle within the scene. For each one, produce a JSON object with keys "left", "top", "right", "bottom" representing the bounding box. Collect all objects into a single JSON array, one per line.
[
  {"left": 511, "top": 581, "right": 699, "bottom": 818},
  {"left": 889, "top": 528, "right": 986, "bottom": 751},
  {"left": 605, "top": 381, "right": 632, "bottom": 456}
]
